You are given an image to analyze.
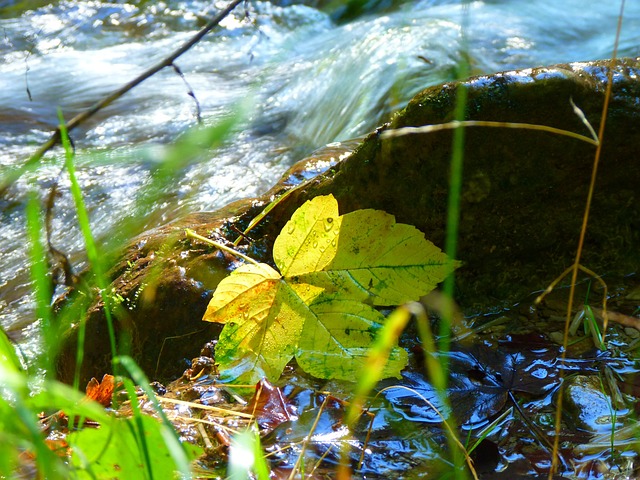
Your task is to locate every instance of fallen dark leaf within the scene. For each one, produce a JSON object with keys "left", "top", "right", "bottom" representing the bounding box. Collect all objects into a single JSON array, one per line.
[
  {"left": 245, "top": 378, "right": 297, "bottom": 433},
  {"left": 383, "top": 344, "right": 561, "bottom": 426}
]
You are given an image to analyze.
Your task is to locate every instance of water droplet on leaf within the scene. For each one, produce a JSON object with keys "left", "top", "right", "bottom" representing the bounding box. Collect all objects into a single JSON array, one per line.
[{"left": 324, "top": 217, "right": 334, "bottom": 231}]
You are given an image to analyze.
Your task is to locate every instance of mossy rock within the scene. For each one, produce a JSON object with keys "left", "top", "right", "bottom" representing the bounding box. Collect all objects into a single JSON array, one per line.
[
  {"left": 303, "top": 58, "right": 640, "bottom": 309},
  {"left": 56, "top": 58, "right": 640, "bottom": 385}
]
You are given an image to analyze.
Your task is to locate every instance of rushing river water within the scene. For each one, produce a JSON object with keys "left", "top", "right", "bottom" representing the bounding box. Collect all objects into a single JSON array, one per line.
[{"left": 1, "top": 0, "right": 639, "bottom": 354}]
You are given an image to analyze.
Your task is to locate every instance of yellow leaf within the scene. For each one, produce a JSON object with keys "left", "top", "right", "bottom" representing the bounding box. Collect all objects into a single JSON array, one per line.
[
  {"left": 297, "top": 204, "right": 457, "bottom": 306},
  {"left": 204, "top": 263, "right": 324, "bottom": 383},
  {"left": 203, "top": 263, "right": 282, "bottom": 324},
  {"left": 296, "top": 294, "right": 408, "bottom": 380},
  {"left": 273, "top": 195, "right": 341, "bottom": 277},
  {"left": 203, "top": 194, "right": 458, "bottom": 383}
]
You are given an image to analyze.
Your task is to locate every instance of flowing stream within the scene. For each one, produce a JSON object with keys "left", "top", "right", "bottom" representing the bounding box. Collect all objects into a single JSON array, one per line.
[{"left": 1, "top": 0, "right": 639, "bottom": 356}]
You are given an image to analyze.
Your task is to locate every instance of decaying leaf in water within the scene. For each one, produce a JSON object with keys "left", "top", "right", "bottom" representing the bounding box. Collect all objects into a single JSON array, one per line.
[
  {"left": 245, "top": 378, "right": 297, "bottom": 433},
  {"left": 384, "top": 342, "right": 562, "bottom": 425},
  {"left": 85, "top": 374, "right": 116, "bottom": 408},
  {"left": 204, "top": 194, "right": 457, "bottom": 384}
]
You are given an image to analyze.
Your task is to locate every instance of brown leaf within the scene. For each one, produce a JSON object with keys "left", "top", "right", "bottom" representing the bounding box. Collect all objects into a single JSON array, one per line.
[
  {"left": 85, "top": 374, "right": 116, "bottom": 407},
  {"left": 245, "top": 379, "right": 297, "bottom": 433},
  {"left": 46, "top": 439, "right": 70, "bottom": 457}
]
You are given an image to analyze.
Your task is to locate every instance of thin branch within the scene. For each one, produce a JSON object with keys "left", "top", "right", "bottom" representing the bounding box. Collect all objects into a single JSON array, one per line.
[
  {"left": 0, "top": 0, "right": 245, "bottom": 196},
  {"left": 185, "top": 229, "right": 260, "bottom": 266},
  {"left": 172, "top": 62, "right": 202, "bottom": 123}
]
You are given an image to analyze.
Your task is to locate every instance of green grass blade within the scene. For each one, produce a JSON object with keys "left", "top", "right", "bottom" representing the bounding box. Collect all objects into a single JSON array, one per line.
[
  {"left": 228, "top": 427, "right": 271, "bottom": 480},
  {"left": 345, "top": 305, "right": 412, "bottom": 426},
  {"left": 115, "top": 355, "right": 193, "bottom": 479},
  {"left": 57, "top": 109, "right": 119, "bottom": 385},
  {"left": 441, "top": 3, "right": 470, "bottom": 477},
  {"left": 25, "top": 191, "right": 54, "bottom": 373},
  {"left": 0, "top": 366, "right": 96, "bottom": 479},
  {"left": 122, "top": 378, "right": 155, "bottom": 480},
  {"left": 0, "top": 329, "right": 23, "bottom": 373},
  {"left": 583, "top": 305, "right": 605, "bottom": 350}
]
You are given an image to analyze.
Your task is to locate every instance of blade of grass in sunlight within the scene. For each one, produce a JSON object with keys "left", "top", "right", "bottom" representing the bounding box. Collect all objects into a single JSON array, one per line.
[
  {"left": 122, "top": 377, "right": 155, "bottom": 480},
  {"left": 12, "top": 400, "right": 63, "bottom": 478},
  {"left": 441, "top": 0, "right": 469, "bottom": 353},
  {"left": 0, "top": 390, "right": 61, "bottom": 479},
  {"left": 228, "top": 427, "right": 271, "bottom": 480},
  {"left": 115, "top": 355, "right": 195, "bottom": 479},
  {"left": 57, "top": 109, "right": 119, "bottom": 388},
  {"left": 0, "top": 364, "right": 113, "bottom": 479},
  {"left": 338, "top": 304, "right": 412, "bottom": 479},
  {"left": 25, "top": 191, "right": 54, "bottom": 374},
  {"left": 0, "top": 329, "right": 23, "bottom": 373},
  {"left": 341, "top": 302, "right": 476, "bottom": 479},
  {"left": 412, "top": 300, "right": 473, "bottom": 478},
  {"left": 441, "top": 2, "right": 470, "bottom": 476},
  {"left": 344, "top": 305, "right": 413, "bottom": 426}
]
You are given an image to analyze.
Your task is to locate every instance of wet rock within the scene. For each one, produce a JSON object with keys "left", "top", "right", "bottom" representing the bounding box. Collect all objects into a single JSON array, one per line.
[
  {"left": 305, "top": 58, "right": 640, "bottom": 310},
  {"left": 562, "top": 374, "right": 618, "bottom": 433},
  {"left": 57, "top": 58, "right": 640, "bottom": 385},
  {"left": 55, "top": 143, "right": 360, "bottom": 385}
]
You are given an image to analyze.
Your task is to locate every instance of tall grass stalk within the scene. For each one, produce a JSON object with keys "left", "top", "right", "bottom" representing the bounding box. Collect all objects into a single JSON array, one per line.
[
  {"left": 548, "top": 1, "right": 625, "bottom": 476},
  {"left": 57, "top": 110, "right": 119, "bottom": 388},
  {"left": 122, "top": 377, "right": 156, "bottom": 480},
  {"left": 440, "top": 0, "right": 470, "bottom": 380},
  {"left": 25, "top": 192, "right": 54, "bottom": 374},
  {"left": 115, "top": 355, "right": 193, "bottom": 478},
  {"left": 440, "top": 1, "right": 470, "bottom": 476}
]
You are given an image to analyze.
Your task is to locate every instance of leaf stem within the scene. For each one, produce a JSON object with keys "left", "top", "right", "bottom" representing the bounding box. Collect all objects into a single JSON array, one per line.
[{"left": 185, "top": 229, "right": 260, "bottom": 266}]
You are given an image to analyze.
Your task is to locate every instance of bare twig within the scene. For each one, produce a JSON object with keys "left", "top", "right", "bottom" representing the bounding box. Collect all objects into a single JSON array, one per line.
[
  {"left": 0, "top": 0, "right": 245, "bottom": 196},
  {"left": 172, "top": 63, "right": 202, "bottom": 123}
]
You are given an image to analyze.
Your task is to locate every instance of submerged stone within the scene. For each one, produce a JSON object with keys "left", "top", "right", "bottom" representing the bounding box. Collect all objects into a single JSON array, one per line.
[
  {"left": 57, "top": 58, "right": 640, "bottom": 385},
  {"left": 561, "top": 374, "right": 620, "bottom": 433}
]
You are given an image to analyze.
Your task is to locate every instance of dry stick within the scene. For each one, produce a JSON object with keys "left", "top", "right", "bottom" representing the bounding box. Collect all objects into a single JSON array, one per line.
[
  {"left": 547, "top": 2, "right": 625, "bottom": 477},
  {"left": 0, "top": 0, "right": 245, "bottom": 195},
  {"left": 534, "top": 264, "right": 609, "bottom": 338},
  {"left": 172, "top": 62, "right": 202, "bottom": 123},
  {"left": 381, "top": 120, "right": 599, "bottom": 146}
]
